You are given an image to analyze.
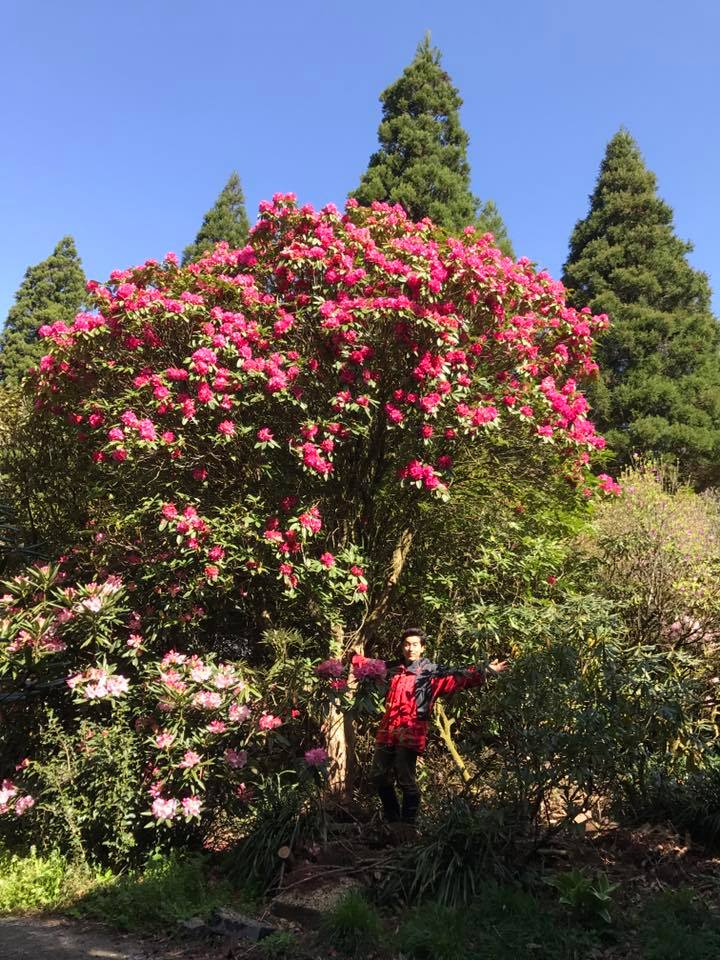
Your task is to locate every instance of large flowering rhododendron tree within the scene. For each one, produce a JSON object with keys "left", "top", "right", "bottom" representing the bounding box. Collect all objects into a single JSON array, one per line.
[{"left": 0, "top": 196, "right": 613, "bottom": 838}]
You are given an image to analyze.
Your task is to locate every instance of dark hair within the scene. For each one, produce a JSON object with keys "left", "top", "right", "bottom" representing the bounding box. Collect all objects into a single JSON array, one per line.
[{"left": 401, "top": 627, "right": 426, "bottom": 645}]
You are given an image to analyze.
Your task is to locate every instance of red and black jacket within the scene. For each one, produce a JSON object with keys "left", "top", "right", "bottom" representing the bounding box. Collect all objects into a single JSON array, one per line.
[{"left": 375, "top": 657, "right": 487, "bottom": 753}]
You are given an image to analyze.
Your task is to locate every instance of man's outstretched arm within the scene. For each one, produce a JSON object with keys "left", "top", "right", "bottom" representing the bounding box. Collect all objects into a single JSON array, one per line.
[{"left": 430, "top": 659, "right": 508, "bottom": 698}]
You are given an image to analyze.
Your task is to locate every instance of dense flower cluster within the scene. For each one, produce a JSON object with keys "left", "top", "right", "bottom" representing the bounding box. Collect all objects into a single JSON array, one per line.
[
  {"left": 351, "top": 655, "right": 388, "bottom": 682},
  {"left": 26, "top": 194, "right": 611, "bottom": 620},
  {"left": 67, "top": 665, "right": 130, "bottom": 701}
]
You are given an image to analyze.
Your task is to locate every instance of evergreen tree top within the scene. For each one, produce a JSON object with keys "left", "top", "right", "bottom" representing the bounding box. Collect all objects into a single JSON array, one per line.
[
  {"left": 351, "top": 36, "right": 478, "bottom": 232},
  {"left": 183, "top": 172, "right": 250, "bottom": 265},
  {"left": 565, "top": 129, "right": 711, "bottom": 315},
  {"left": 562, "top": 129, "right": 720, "bottom": 483},
  {"left": 0, "top": 236, "right": 86, "bottom": 386}
]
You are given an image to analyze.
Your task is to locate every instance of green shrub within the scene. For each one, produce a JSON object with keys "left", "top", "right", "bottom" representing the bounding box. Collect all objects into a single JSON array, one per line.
[
  {"left": 375, "top": 799, "right": 511, "bottom": 907},
  {"left": 545, "top": 869, "right": 618, "bottom": 924},
  {"left": 319, "top": 890, "right": 382, "bottom": 958},
  {"left": 13, "top": 707, "right": 146, "bottom": 866},
  {"left": 639, "top": 888, "right": 720, "bottom": 960},
  {"left": 395, "top": 903, "right": 469, "bottom": 960},
  {"left": 227, "top": 772, "right": 327, "bottom": 892},
  {"left": 257, "top": 930, "right": 302, "bottom": 959}
]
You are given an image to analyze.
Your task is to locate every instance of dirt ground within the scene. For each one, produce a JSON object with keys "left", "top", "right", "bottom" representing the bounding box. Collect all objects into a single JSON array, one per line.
[{"left": 0, "top": 916, "right": 230, "bottom": 960}]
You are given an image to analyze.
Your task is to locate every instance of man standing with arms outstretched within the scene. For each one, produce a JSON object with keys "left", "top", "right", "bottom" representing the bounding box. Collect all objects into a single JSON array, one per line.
[{"left": 368, "top": 627, "right": 508, "bottom": 835}]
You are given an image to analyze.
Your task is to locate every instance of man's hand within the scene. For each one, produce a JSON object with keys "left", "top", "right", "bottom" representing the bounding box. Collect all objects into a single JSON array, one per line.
[{"left": 488, "top": 659, "right": 509, "bottom": 675}]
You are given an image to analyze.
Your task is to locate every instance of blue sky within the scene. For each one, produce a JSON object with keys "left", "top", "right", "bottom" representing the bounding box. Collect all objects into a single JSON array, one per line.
[{"left": 1, "top": 0, "right": 718, "bottom": 320}]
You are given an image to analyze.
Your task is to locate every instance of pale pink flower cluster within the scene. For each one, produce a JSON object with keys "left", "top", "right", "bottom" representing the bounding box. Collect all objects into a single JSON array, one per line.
[
  {"left": 151, "top": 794, "right": 203, "bottom": 822},
  {"left": 0, "top": 779, "right": 17, "bottom": 808},
  {"left": 6, "top": 623, "right": 66, "bottom": 655},
  {"left": 228, "top": 702, "right": 251, "bottom": 722},
  {"left": 66, "top": 667, "right": 130, "bottom": 700},
  {"left": 178, "top": 750, "right": 201, "bottom": 769},
  {"left": 0, "top": 779, "right": 34, "bottom": 817},
  {"left": 193, "top": 690, "right": 222, "bottom": 710}
]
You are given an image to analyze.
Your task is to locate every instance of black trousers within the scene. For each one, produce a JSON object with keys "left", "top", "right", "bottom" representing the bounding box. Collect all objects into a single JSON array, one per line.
[{"left": 370, "top": 743, "right": 421, "bottom": 823}]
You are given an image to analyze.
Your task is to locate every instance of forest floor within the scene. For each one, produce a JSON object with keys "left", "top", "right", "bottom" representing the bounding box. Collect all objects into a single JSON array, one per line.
[{"left": 1, "top": 821, "right": 720, "bottom": 960}]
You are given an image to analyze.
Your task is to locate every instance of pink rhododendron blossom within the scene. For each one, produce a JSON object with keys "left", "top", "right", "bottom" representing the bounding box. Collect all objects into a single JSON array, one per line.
[
  {"left": 212, "top": 668, "right": 237, "bottom": 689},
  {"left": 151, "top": 797, "right": 179, "bottom": 821},
  {"left": 304, "top": 747, "right": 329, "bottom": 767},
  {"left": 319, "top": 552, "right": 335, "bottom": 568},
  {"left": 315, "top": 659, "right": 344, "bottom": 678},
  {"left": 181, "top": 795, "right": 203, "bottom": 819},
  {"left": 224, "top": 748, "right": 248, "bottom": 768},
  {"left": 155, "top": 732, "right": 176, "bottom": 749},
  {"left": 598, "top": 473, "right": 622, "bottom": 496},
  {"left": 299, "top": 506, "right": 322, "bottom": 533},
  {"left": 228, "top": 702, "right": 251, "bottom": 722},
  {"left": 217, "top": 420, "right": 235, "bottom": 436},
  {"left": 258, "top": 712, "right": 282, "bottom": 731},
  {"left": 179, "top": 750, "right": 201, "bottom": 769},
  {"left": 0, "top": 780, "right": 18, "bottom": 806},
  {"left": 206, "top": 720, "right": 227, "bottom": 734},
  {"left": 257, "top": 428, "right": 274, "bottom": 442},
  {"left": 190, "top": 663, "right": 212, "bottom": 682},
  {"left": 14, "top": 794, "right": 35, "bottom": 816},
  {"left": 193, "top": 690, "right": 222, "bottom": 710},
  {"left": 351, "top": 656, "right": 387, "bottom": 682}
]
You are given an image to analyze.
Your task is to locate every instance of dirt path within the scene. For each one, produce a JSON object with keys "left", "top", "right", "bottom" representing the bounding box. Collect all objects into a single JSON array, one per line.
[{"left": 0, "top": 917, "right": 214, "bottom": 960}]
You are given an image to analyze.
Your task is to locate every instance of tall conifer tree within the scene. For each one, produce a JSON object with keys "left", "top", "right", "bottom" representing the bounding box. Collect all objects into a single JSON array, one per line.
[
  {"left": 0, "top": 236, "right": 86, "bottom": 386},
  {"left": 352, "top": 36, "right": 514, "bottom": 254},
  {"left": 183, "top": 172, "right": 250, "bottom": 264},
  {"left": 563, "top": 130, "right": 720, "bottom": 482}
]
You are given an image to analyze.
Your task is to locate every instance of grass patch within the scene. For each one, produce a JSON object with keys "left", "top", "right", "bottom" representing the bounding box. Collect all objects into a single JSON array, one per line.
[
  {"left": 72, "top": 850, "right": 241, "bottom": 932},
  {"left": 395, "top": 881, "right": 601, "bottom": 960},
  {"left": 0, "top": 845, "right": 245, "bottom": 934},
  {"left": 319, "top": 890, "right": 382, "bottom": 958},
  {"left": 0, "top": 847, "right": 109, "bottom": 914}
]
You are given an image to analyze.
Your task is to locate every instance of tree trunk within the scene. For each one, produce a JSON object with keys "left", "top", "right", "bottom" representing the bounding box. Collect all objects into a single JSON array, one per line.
[{"left": 325, "top": 529, "right": 413, "bottom": 797}]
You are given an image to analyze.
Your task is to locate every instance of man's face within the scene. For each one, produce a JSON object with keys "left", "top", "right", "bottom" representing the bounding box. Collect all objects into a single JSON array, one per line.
[{"left": 402, "top": 634, "right": 425, "bottom": 662}]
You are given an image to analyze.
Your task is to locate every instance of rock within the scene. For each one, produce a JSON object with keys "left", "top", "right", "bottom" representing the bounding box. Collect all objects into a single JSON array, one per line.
[
  {"left": 207, "top": 907, "right": 277, "bottom": 941},
  {"left": 178, "top": 916, "right": 207, "bottom": 932}
]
